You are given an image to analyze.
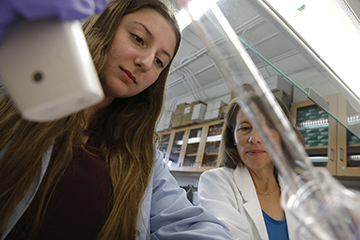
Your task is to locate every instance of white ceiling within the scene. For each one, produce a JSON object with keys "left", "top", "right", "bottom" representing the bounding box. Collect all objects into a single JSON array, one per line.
[{"left": 164, "top": 0, "right": 359, "bottom": 112}]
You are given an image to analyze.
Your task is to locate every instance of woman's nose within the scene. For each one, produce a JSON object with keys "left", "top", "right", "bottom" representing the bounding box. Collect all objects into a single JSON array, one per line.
[
  {"left": 249, "top": 130, "right": 262, "bottom": 143},
  {"left": 135, "top": 51, "right": 154, "bottom": 71}
]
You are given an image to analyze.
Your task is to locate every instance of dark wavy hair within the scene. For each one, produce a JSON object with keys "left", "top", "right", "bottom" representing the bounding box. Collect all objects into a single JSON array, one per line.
[{"left": 219, "top": 96, "right": 304, "bottom": 169}]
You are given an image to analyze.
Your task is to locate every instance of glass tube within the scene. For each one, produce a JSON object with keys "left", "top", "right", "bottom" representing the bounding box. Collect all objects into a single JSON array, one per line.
[{"left": 176, "top": 1, "right": 360, "bottom": 239}]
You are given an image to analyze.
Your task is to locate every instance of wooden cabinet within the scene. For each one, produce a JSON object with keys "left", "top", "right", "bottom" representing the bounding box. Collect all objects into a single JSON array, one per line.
[
  {"left": 157, "top": 119, "right": 224, "bottom": 172},
  {"left": 336, "top": 96, "right": 360, "bottom": 177},
  {"left": 290, "top": 94, "right": 360, "bottom": 177},
  {"left": 158, "top": 133, "right": 171, "bottom": 162}
]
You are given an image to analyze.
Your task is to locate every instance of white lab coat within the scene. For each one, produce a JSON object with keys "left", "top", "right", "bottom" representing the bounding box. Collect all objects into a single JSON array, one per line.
[{"left": 198, "top": 166, "right": 300, "bottom": 240}]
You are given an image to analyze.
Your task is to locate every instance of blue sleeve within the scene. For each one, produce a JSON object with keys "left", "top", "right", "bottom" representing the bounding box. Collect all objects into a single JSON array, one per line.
[
  {"left": 0, "top": 0, "right": 108, "bottom": 39},
  {"left": 149, "top": 150, "right": 233, "bottom": 240}
]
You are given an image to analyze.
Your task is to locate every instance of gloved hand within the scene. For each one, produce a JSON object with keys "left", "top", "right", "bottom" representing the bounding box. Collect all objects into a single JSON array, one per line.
[{"left": 0, "top": 0, "right": 108, "bottom": 39}]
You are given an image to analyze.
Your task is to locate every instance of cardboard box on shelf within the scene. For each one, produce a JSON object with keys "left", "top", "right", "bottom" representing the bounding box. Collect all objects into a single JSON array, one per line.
[
  {"left": 180, "top": 100, "right": 207, "bottom": 126},
  {"left": 206, "top": 102, "right": 215, "bottom": 112},
  {"left": 172, "top": 102, "right": 191, "bottom": 128},
  {"left": 172, "top": 101, "right": 208, "bottom": 127},
  {"left": 204, "top": 109, "right": 221, "bottom": 121},
  {"left": 204, "top": 100, "right": 227, "bottom": 121},
  {"left": 204, "top": 111, "right": 211, "bottom": 121},
  {"left": 180, "top": 105, "right": 192, "bottom": 126},
  {"left": 180, "top": 113, "right": 191, "bottom": 126},
  {"left": 213, "top": 100, "right": 227, "bottom": 110},
  {"left": 174, "top": 102, "right": 190, "bottom": 115},
  {"left": 191, "top": 102, "right": 207, "bottom": 123},
  {"left": 172, "top": 114, "right": 183, "bottom": 128}
]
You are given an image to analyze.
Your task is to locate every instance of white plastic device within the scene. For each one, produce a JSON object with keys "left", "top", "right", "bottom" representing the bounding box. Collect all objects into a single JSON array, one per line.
[{"left": 0, "top": 19, "right": 104, "bottom": 122}]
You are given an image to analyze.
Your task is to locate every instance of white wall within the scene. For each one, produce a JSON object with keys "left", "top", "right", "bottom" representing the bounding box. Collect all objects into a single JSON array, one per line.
[
  {"left": 171, "top": 172, "right": 201, "bottom": 205},
  {"left": 171, "top": 172, "right": 201, "bottom": 187}
]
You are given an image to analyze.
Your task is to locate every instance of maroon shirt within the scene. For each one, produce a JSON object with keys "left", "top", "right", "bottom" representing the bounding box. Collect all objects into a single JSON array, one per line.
[{"left": 6, "top": 142, "right": 112, "bottom": 240}]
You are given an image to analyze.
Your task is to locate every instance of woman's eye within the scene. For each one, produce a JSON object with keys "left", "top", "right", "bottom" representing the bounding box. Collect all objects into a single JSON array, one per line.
[
  {"left": 155, "top": 58, "right": 164, "bottom": 68},
  {"left": 266, "top": 122, "right": 275, "bottom": 129},
  {"left": 132, "top": 34, "right": 144, "bottom": 44},
  {"left": 238, "top": 126, "right": 251, "bottom": 132}
]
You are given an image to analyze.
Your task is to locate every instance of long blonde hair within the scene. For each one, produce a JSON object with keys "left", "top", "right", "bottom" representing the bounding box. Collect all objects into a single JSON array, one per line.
[{"left": 0, "top": 0, "right": 181, "bottom": 239}]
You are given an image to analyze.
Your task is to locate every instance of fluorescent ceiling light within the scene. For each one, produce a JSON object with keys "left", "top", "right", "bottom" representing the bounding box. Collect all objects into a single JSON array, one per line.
[
  {"left": 266, "top": 0, "right": 360, "bottom": 101},
  {"left": 175, "top": 0, "right": 219, "bottom": 31},
  {"left": 176, "top": 9, "right": 192, "bottom": 31}
]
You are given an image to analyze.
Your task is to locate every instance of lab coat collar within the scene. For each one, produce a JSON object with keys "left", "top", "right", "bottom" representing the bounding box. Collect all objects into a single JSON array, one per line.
[
  {"left": 233, "top": 167, "right": 299, "bottom": 240},
  {"left": 234, "top": 166, "right": 269, "bottom": 240}
]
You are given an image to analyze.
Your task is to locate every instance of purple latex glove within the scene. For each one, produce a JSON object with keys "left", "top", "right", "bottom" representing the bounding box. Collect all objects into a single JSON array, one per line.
[{"left": 0, "top": 0, "right": 108, "bottom": 39}]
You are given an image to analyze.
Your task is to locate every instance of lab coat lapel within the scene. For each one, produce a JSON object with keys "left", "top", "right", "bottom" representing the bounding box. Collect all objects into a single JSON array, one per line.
[
  {"left": 278, "top": 175, "right": 299, "bottom": 240},
  {"left": 234, "top": 166, "right": 269, "bottom": 240}
]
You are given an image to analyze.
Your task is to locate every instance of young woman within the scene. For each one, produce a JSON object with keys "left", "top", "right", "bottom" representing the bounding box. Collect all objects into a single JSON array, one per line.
[
  {"left": 0, "top": 1, "right": 233, "bottom": 239},
  {"left": 198, "top": 97, "right": 304, "bottom": 240}
]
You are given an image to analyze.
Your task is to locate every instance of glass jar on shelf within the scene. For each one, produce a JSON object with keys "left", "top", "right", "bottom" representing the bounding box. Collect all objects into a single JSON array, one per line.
[
  {"left": 296, "top": 105, "right": 330, "bottom": 168},
  {"left": 202, "top": 122, "right": 223, "bottom": 167},
  {"left": 183, "top": 128, "right": 202, "bottom": 167},
  {"left": 345, "top": 130, "right": 360, "bottom": 168},
  {"left": 169, "top": 130, "right": 185, "bottom": 167},
  {"left": 158, "top": 133, "right": 170, "bottom": 161}
]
